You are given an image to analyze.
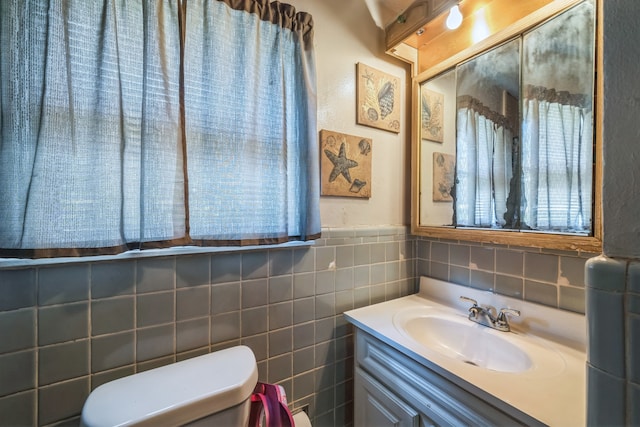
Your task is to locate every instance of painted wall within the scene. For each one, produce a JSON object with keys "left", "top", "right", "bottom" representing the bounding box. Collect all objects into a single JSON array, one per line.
[{"left": 288, "top": 0, "right": 412, "bottom": 227}]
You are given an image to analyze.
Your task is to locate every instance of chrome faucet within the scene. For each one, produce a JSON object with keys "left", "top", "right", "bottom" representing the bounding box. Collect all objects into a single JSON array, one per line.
[{"left": 459, "top": 296, "right": 520, "bottom": 332}]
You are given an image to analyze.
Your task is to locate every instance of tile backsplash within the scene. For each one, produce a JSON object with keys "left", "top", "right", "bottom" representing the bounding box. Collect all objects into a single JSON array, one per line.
[
  {"left": 0, "top": 226, "right": 415, "bottom": 427},
  {"left": 416, "top": 236, "right": 594, "bottom": 315},
  {"left": 0, "top": 228, "right": 593, "bottom": 427}
]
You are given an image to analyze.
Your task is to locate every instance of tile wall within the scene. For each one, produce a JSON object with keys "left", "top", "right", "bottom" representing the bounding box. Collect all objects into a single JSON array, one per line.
[
  {"left": 0, "top": 229, "right": 595, "bottom": 427},
  {"left": 0, "top": 226, "right": 415, "bottom": 427},
  {"left": 415, "top": 236, "right": 596, "bottom": 315},
  {"left": 585, "top": 255, "right": 640, "bottom": 426}
]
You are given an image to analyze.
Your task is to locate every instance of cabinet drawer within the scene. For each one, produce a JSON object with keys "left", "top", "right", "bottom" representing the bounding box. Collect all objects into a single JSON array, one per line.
[{"left": 356, "top": 330, "right": 540, "bottom": 426}]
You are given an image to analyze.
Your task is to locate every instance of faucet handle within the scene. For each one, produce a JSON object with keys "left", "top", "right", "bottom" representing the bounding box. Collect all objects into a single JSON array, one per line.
[
  {"left": 498, "top": 308, "right": 520, "bottom": 319},
  {"left": 459, "top": 296, "right": 478, "bottom": 307},
  {"left": 496, "top": 308, "right": 520, "bottom": 331}
]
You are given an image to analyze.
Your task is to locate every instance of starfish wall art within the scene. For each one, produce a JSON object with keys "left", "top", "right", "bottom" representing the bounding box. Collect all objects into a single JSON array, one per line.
[{"left": 320, "top": 129, "right": 372, "bottom": 198}]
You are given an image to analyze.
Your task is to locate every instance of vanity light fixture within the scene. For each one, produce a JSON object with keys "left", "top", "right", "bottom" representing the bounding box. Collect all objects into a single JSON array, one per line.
[{"left": 446, "top": 4, "right": 463, "bottom": 30}]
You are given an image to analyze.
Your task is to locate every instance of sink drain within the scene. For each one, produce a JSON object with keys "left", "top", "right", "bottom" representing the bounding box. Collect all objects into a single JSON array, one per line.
[{"left": 463, "top": 360, "right": 478, "bottom": 367}]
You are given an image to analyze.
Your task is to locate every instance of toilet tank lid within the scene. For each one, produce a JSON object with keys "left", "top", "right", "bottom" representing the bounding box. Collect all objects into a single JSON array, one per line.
[{"left": 80, "top": 345, "right": 258, "bottom": 427}]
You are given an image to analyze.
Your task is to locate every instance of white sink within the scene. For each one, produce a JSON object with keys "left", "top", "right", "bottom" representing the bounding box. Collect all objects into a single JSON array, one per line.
[
  {"left": 395, "top": 313, "right": 532, "bottom": 373},
  {"left": 392, "top": 307, "right": 566, "bottom": 376}
]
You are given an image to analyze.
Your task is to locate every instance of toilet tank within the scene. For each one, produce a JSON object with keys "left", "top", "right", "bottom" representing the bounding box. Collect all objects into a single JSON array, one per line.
[{"left": 80, "top": 346, "right": 258, "bottom": 427}]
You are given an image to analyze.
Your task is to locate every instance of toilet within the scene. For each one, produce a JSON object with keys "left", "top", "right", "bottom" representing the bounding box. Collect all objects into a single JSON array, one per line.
[{"left": 80, "top": 345, "right": 258, "bottom": 426}]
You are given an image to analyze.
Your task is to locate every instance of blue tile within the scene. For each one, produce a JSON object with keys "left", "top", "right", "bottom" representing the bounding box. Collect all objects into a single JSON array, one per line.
[
  {"left": 495, "top": 274, "right": 523, "bottom": 299},
  {"left": 136, "top": 324, "right": 174, "bottom": 362},
  {"left": 211, "top": 253, "right": 241, "bottom": 284},
  {"left": 293, "top": 248, "right": 315, "bottom": 273},
  {"left": 91, "top": 331, "right": 135, "bottom": 372},
  {"left": 524, "top": 280, "right": 557, "bottom": 308},
  {"left": 315, "top": 247, "right": 335, "bottom": 271},
  {"left": 495, "top": 249, "right": 523, "bottom": 276},
  {"left": 559, "top": 256, "right": 587, "bottom": 287},
  {"left": 316, "top": 270, "right": 335, "bottom": 294},
  {"left": 136, "top": 257, "right": 175, "bottom": 293},
  {"left": 336, "top": 246, "right": 354, "bottom": 268},
  {"left": 587, "top": 364, "right": 625, "bottom": 426},
  {"left": 630, "top": 382, "right": 640, "bottom": 426},
  {"left": 269, "top": 275, "right": 293, "bottom": 303},
  {"left": 38, "top": 377, "right": 89, "bottom": 426},
  {"left": 470, "top": 246, "right": 494, "bottom": 271},
  {"left": 629, "top": 261, "right": 640, "bottom": 293},
  {"left": 176, "top": 286, "right": 210, "bottom": 321},
  {"left": 585, "top": 255, "right": 627, "bottom": 292},
  {"left": 0, "top": 390, "right": 35, "bottom": 426},
  {"left": 629, "top": 313, "right": 640, "bottom": 384},
  {"left": 241, "top": 279, "right": 268, "bottom": 308},
  {"left": 450, "top": 244, "right": 470, "bottom": 267},
  {"left": 242, "top": 251, "right": 268, "bottom": 279},
  {"left": 470, "top": 270, "right": 494, "bottom": 292},
  {"left": 586, "top": 287, "right": 625, "bottom": 376},
  {"left": 559, "top": 286, "right": 585, "bottom": 314},
  {"left": 524, "top": 252, "right": 557, "bottom": 283},
  {"left": 0, "top": 308, "right": 35, "bottom": 354},
  {"left": 176, "top": 255, "right": 210, "bottom": 288},
  {"left": 269, "top": 249, "right": 293, "bottom": 276},
  {"left": 293, "top": 273, "right": 315, "bottom": 299},
  {"left": 431, "top": 242, "right": 449, "bottom": 263},
  {"left": 38, "top": 264, "right": 89, "bottom": 305},
  {"left": 38, "top": 302, "right": 89, "bottom": 346},
  {"left": 91, "top": 297, "right": 134, "bottom": 336},
  {"left": 137, "top": 292, "right": 174, "bottom": 327},
  {"left": 0, "top": 269, "right": 36, "bottom": 311},
  {"left": 91, "top": 261, "right": 135, "bottom": 298},
  {"left": 0, "top": 350, "right": 35, "bottom": 397},
  {"left": 176, "top": 318, "right": 210, "bottom": 353},
  {"left": 211, "top": 282, "right": 240, "bottom": 315},
  {"left": 39, "top": 340, "right": 89, "bottom": 386}
]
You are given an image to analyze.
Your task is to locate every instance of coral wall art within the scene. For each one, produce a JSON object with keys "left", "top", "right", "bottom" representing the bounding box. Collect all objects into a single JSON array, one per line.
[
  {"left": 356, "top": 63, "right": 400, "bottom": 133},
  {"left": 320, "top": 129, "right": 372, "bottom": 198}
]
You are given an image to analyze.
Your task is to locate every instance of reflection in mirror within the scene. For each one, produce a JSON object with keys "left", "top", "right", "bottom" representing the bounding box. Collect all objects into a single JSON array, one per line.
[
  {"left": 521, "top": 0, "right": 595, "bottom": 235},
  {"left": 417, "top": 0, "right": 596, "bottom": 239},
  {"left": 455, "top": 38, "right": 521, "bottom": 229},
  {"left": 420, "top": 70, "right": 456, "bottom": 227}
]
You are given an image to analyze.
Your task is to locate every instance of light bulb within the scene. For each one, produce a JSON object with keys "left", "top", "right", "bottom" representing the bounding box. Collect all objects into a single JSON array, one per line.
[{"left": 446, "top": 5, "right": 463, "bottom": 30}]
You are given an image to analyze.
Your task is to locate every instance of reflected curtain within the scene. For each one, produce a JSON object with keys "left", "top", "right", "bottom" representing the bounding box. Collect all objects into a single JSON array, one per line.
[
  {"left": 0, "top": 0, "right": 319, "bottom": 258},
  {"left": 521, "top": 85, "right": 592, "bottom": 233},
  {"left": 455, "top": 97, "right": 514, "bottom": 228}
]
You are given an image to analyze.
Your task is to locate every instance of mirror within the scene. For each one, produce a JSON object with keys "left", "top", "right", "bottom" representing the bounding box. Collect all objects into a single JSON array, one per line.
[{"left": 415, "top": 0, "right": 598, "bottom": 249}]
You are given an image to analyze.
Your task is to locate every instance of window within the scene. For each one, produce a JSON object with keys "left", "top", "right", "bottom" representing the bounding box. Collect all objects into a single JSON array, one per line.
[{"left": 0, "top": 0, "right": 320, "bottom": 258}]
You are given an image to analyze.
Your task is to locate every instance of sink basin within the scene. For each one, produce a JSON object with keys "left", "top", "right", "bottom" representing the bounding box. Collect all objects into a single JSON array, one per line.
[{"left": 394, "top": 312, "right": 533, "bottom": 373}]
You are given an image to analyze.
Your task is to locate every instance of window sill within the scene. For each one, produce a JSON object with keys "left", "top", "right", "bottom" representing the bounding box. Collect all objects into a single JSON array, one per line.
[{"left": 0, "top": 241, "right": 316, "bottom": 269}]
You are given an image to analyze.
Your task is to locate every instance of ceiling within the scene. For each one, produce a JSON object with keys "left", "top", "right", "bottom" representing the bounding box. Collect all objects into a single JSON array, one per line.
[{"left": 363, "top": 0, "right": 416, "bottom": 28}]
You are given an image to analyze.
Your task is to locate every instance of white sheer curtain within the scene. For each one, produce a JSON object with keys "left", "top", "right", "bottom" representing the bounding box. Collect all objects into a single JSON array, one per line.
[
  {"left": 521, "top": 88, "right": 593, "bottom": 233},
  {"left": 0, "top": 0, "right": 319, "bottom": 258},
  {"left": 455, "top": 102, "right": 513, "bottom": 228},
  {"left": 184, "top": 0, "right": 319, "bottom": 244}
]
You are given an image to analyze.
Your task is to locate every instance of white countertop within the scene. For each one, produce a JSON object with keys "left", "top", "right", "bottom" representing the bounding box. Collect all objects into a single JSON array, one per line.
[{"left": 345, "top": 277, "right": 586, "bottom": 427}]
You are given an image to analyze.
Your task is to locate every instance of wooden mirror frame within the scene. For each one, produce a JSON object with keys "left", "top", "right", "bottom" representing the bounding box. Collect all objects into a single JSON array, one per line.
[{"left": 409, "top": 0, "right": 602, "bottom": 252}]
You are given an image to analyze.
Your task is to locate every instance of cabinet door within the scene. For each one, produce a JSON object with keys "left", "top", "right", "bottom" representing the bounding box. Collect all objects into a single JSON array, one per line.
[{"left": 355, "top": 368, "right": 419, "bottom": 427}]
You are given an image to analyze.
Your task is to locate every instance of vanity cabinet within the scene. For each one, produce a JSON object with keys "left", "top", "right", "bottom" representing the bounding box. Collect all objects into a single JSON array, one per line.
[{"left": 353, "top": 328, "right": 544, "bottom": 427}]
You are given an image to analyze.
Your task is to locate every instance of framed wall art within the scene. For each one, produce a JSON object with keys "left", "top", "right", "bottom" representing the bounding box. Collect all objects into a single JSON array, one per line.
[
  {"left": 421, "top": 88, "right": 444, "bottom": 143},
  {"left": 356, "top": 63, "right": 400, "bottom": 133},
  {"left": 433, "top": 152, "right": 455, "bottom": 202},
  {"left": 320, "top": 129, "right": 372, "bottom": 198}
]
